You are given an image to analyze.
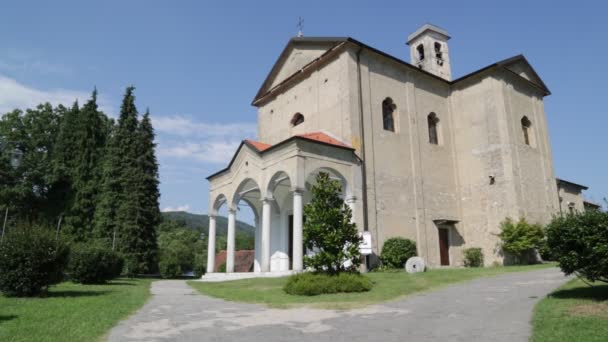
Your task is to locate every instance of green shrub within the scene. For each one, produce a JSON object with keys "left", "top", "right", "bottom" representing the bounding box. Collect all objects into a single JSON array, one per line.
[
  {"left": 497, "top": 217, "right": 544, "bottom": 264},
  {"left": 380, "top": 237, "right": 417, "bottom": 269},
  {"left": 546, "top": 210, "right": 608, "bottom": 283},
  {"left": 463, "top": 247, "right": 484, "bottom": 267},
  {"left": 159, "top": 254, "right": 182, "bottom": 279},
  {"left": 193, "top": 253, "right": 206, "bottom": 277},
  {"left": 283, "top": 272, "right": 373, "bottom": 296},
  {"left": 0, "top": 227, "right": 69, "bottom": 297},
  {"left": 67, "top": 243, "right": 124, "bottom": 284}
]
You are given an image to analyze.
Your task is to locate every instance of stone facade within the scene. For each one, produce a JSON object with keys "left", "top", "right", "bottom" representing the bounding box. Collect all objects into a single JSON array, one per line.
[{"left": 204, "top": 24, "right": 591, "bottom": 277}]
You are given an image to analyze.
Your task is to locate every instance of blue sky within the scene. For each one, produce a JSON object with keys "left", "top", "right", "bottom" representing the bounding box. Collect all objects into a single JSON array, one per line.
[{"left": 1, "top": 0, "right": 606, "bottom": 223}]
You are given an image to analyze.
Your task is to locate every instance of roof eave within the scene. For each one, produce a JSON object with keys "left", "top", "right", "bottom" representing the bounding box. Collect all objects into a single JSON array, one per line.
[{"left": 206, "top": 136, "right": 355, "bottom": 181}]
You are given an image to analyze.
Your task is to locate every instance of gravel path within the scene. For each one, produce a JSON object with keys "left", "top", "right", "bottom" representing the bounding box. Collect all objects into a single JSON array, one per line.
[{"left": 108, "top": 268, "right": 567, "bottom": 342}]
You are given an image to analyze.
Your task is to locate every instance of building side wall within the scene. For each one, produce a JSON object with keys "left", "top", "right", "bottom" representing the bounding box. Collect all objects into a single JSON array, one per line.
[
  {"left": 356, "top": 50, "right": 460, "bottom": 267},
  {"left": 500, "top": 72, "right": 560, "bottom": 225},
  {"left": 557, "top": 183, "right": 586, "bottom": 213}
]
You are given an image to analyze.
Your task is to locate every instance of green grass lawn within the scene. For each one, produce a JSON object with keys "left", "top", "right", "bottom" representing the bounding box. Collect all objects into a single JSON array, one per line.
[
  {"left": 532, "top": 278, "right": 608, "bottom": 342},
  {"left": 0, "top": 278, "right": 152, "bottom": 342},
  {"left": 189, "top": 263, "right": 554, "bottom": 309}
]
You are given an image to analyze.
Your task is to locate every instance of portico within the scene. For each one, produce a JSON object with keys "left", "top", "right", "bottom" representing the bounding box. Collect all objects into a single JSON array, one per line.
[{"left": 202, "top": 133, "right": 361, "bottom": 281}]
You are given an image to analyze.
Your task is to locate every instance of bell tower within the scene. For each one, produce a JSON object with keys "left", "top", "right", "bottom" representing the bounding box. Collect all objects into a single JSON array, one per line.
[{"left": 407, "top": 23, "right": 452, "bottom": 81}]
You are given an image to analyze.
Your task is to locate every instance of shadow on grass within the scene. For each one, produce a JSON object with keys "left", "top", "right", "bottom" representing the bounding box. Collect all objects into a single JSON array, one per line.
[
  {"left": 47, "top": 290, "right": 110, "bottom": 298},
  {"left": 550, "top": 283, "right": 608, "bottom": 301},
  {"left": 0, "top": 315, "right": 17, "bottom": 323},
  {"left": 106, "top": 281, "right": 136, "bottom": 286}
]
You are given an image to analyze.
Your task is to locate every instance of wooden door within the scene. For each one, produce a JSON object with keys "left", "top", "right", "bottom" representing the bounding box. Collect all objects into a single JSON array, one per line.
[{"left": 438, "top": 228, "right": 450, "bottom": 266}]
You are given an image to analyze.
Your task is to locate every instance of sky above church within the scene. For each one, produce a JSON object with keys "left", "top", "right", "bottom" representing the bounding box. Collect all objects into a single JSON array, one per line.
[{"left": 1, "top": 0, "right": 606, "bottom": 223}]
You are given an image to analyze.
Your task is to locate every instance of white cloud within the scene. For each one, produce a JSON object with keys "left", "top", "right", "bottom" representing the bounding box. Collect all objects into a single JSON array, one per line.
[
  {"left": 0, "top": 74, "right": 113, "bottom": 115},
  {"left": 154, "top": 115, "right": 256, "bottom": 165},
  {"left": 152, "top": 115, "right": 256, "bottom": 138},
  {"left": 157, "top": 140, "right": 243, "bottom": 164},
  {"left": 162, "top": 204, "right": 191, "bottom": 212}
]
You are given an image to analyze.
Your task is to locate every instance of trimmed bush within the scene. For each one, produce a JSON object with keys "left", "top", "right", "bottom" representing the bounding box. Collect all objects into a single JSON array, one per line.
[
  {"left": 159, "top": 254, "right": 182, "bottom": 279},
  {"left": 463, "top": 247, "right": 484, "bottom": 267},
  {"left": 67, "top": 244, "right": 124, "bottom": 284},
  {"left": 283, "top": 272, "right": 373, "bottom": 296},
  {"left": 0, "top": 227, "right": 69, "bottom": 297},
  {"left": 380, "top": 237, "right": 417, "bottom": 269},
  {"left": 546, "top": 210, "right": 608, "bottom": 283}
]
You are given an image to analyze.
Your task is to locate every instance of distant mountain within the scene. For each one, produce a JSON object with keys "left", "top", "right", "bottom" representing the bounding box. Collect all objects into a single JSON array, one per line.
[{"left": 162, "top": 211, "right": 255, "bottom": 238}]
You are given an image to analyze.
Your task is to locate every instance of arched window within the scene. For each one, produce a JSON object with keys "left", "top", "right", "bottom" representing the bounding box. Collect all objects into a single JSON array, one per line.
[
  {"left": 382, "top": 98, "right": 396, "bottom": 132},
  {"left": 521, "top": 116, "right": 532, "bottom": 146},
  {"left": 434, "top": 42, "right": 443, "bottom": 65},
  {"left": 417, "top": 44, "right": 425, "bottom": 61},
  {"left": 291, "top": 113, "right": 304, "bottom": 127},
  {"left": 428, "top": 112, "right": 439, "bottom": 145}
]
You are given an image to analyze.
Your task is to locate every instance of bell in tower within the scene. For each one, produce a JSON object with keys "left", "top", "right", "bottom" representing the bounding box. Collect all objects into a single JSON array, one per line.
[{"left": 407, "top": 23, "right": 452, "bottom": 81}]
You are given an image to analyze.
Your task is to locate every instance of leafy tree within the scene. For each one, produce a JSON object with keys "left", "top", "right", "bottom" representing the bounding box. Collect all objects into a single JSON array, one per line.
[
  {"left": 157, "top": 219, "right": 202, "bottom": 278},
  {"left": 0, "top": 104, "right": 62, "bottom": 224},
  {"left": 546, "top": 210, "right": 608, "bottom": 283},
  {"left": 303, "top": 172, "right": 361, "bottom": 275},
  {"left": 497, "top": 217, "right": 544, "bottom": 264}
]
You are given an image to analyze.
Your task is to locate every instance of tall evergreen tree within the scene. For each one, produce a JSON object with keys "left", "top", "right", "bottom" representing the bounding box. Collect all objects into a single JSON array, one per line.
[
  {"left": 135, "top": 110, "right": 160, "bottom": 264},
  {"left": 63, "top": 90, "right": 107, "bottom": 241},
  {"left": 112, "top": 87, "right": 158, "bottom": 274},
  {"left": 93, "top": 121, "right": 120, "bottom": 245}
]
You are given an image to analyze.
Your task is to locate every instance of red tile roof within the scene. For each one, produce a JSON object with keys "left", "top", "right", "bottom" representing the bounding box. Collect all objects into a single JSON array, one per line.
[
  {"left": 244, "top": 132, "right": 350, "bottom": 153},
  {"left": 213, "top": 250, "right": 255, "bottom": 272},
  {"left": 244, "top": 139, "right": 271, "bottom": 152},
  {"left": 296, "top": 132, "right": 351, "bottom": 148}
]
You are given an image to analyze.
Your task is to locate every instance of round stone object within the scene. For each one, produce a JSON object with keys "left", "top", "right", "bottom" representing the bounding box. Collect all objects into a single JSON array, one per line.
[{"left": 405, "top": 257, "right": 426, "bottom": 273}]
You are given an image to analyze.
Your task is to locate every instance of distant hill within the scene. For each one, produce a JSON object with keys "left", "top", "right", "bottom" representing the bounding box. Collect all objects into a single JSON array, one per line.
[{"left": 162, "top": 211, "right": 255, "bottom": 238}]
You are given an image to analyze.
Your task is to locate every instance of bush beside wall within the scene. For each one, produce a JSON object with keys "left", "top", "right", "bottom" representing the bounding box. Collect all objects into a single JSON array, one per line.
[
  {"left": 380, "top": 237, "right": 417, "bottom": 269},
  {"left": 463, "top": 247, "right": 484, "bottom": 267}
]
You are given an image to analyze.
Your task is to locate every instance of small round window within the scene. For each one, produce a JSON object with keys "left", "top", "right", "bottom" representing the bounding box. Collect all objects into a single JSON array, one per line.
[{"left": 291, "top": 113, "right": 304, "bottom": 127}]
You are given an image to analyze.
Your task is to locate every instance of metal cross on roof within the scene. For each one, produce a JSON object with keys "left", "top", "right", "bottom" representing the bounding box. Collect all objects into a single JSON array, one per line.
[{"left": 297, "top": 17, "right": 304, "bottom": 37}]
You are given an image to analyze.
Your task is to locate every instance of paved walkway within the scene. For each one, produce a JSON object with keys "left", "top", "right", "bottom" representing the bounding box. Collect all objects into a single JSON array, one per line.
[{"left": 108, "top": 268, "right": 567, "bottom": 342}]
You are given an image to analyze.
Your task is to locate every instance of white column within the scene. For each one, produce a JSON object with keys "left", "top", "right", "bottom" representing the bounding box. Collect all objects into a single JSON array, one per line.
[
  {"left": 292, "top": 190, "right": 304, "bottom": 272},
  {"left": 226, "top": 208, "right": 236, "bottom": 273},
  {"left": 261, "top": 198, "right": 272, "bottom": 272},
  {"left": 206, "top": 215, "right": 216, "bottom": 274},
  {"left": 346, "top": 197, "right": 356, "bottom": 224}
]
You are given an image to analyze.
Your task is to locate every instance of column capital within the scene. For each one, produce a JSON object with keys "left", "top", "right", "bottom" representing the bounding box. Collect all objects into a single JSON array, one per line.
[
  {"left": 208, "top": 214, "right": 217, "bottom": 219},
  {"left": 262, "top": 196, "right": 275, "bottom": 204},
  {"left": 291, "top": 187, "right": 305, "bottom": 195},
  {"left": 227, "top": 207, "right": 237, "bottom": 214},
  {"left": 345, "top": 196, "right": 357, "bottom": 203}
]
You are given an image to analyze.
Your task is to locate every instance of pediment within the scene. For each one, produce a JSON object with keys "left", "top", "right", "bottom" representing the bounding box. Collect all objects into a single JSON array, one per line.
[
  {"left": 253, "top": 38, "right": 348, "bottom": 104},
  {"left": 500, "top": 56, "right": 550, "bottom": 94}
]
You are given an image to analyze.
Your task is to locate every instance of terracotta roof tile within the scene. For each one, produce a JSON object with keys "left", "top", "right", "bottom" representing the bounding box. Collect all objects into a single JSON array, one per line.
[
  {"left": 244, "top": 139, "right": 272, "bottom": 152},
  {"left": 296, "top": 132, "right": 351, "bottom": 148}
]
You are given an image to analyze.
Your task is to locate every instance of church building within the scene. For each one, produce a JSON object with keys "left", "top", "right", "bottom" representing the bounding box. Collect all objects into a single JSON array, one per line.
[{"left": 203, "top": 24, "right": 590, "bottom": 279}]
